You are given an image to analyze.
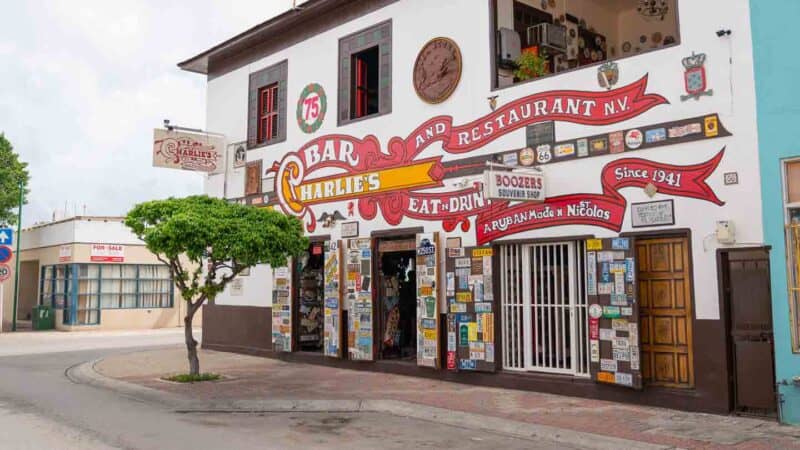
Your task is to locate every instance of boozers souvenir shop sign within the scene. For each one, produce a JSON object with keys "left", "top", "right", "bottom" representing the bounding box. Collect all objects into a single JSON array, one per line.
[{"left": 483, "top": 169, "right": 545, "bottom": 202}]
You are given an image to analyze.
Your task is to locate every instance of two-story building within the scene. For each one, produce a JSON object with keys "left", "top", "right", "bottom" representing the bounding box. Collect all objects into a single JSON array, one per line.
[{"left": 179, "top": 0, "right": 781, "bottom": 420}]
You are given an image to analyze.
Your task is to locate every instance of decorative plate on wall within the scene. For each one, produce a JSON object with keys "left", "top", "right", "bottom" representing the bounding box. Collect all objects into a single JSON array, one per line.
[
  {"left": 413, "top": 37, "right": 462, "bottom": 104},
  {"left": 622, "top": 41, "right": 632, "bottom": 53}
]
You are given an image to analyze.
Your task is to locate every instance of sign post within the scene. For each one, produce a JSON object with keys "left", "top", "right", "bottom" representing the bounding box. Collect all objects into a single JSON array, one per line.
[
  {"left": 12, "top": 179, "right": 22, "bottom": 331},
  {"left": 0, "top": 263, "right": 9, "bottom": 333}
]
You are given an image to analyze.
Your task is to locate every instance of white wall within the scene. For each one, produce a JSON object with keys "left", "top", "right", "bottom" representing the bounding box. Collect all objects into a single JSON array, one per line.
[
  {"left": 21, "top": 218, "right": 143, "bottom": 250},
  {"left": 203, "top": 0, "right": 761, "bottom": 320}
]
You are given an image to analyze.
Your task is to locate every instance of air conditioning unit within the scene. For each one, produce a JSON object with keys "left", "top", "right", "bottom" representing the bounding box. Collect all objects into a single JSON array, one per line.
[
  {"left": 527, "top": 23, "right": 567, "bottom": 54},
  {"left": 497, "top": 27, "right": 521, "bottom": 69}
]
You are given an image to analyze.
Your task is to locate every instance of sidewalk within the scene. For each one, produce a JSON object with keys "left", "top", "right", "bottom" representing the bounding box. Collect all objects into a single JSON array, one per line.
[{"left": 93, "top": 347, "right": 800, "bottom": 450}]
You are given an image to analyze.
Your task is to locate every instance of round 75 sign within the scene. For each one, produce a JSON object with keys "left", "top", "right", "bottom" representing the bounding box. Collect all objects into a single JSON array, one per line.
[{"left": 0, "top": 264, "right": 10, "bottom": 282}]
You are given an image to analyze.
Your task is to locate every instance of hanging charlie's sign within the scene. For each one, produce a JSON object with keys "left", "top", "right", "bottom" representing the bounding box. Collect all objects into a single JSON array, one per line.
[
  {"left": 152, "top": 129, "right": 225, "bottom": 174},
  {"left": 269, "top": 76, "right": 667, "bottom": 232}
]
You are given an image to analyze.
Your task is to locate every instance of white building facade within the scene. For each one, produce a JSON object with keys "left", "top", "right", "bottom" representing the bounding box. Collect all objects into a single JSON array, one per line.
[{"left": 184, "top": 0, "right": 774, "bottom": 416}]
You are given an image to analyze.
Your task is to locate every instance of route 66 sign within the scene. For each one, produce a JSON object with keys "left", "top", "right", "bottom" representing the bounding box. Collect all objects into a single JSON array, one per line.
[
  {"left": 296, "top": 83, "right": 327, "bottom": 134},
  {"left": 680, "top": 52, "right": 713, "bottom": 101},
  {"left": 536, "top": 144, "right": 552, "bottom": 164}
]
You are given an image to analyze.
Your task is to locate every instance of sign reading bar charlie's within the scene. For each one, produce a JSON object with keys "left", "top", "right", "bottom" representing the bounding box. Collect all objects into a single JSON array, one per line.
[
  {"left": 152, "top": 129, "right": 225, "bottom": 174},
  {"left": 483, "top": 170, "right": 546, "bottom": 202}
]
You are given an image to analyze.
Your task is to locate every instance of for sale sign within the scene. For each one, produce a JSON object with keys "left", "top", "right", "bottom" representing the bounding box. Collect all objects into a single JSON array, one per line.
[
  {"left": 483, "top": 170, "right": 546, "bottom": 202},
  {"left": 90, "top": 244, "right": 124, "bottom": 262}
]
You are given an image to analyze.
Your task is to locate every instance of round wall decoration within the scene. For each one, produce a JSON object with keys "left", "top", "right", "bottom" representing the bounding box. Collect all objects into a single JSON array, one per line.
[
  {"left": 296, "top": 83, "right": 327, "bottom": 134},
  {"left": 413, "top": 37, "right": 462, "bottom": 104}
]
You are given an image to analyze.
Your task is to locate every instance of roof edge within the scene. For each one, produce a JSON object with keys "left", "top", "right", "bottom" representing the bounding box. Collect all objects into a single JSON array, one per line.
[{"left": 177, "top": 0, "right": 340, "bottom": 75}]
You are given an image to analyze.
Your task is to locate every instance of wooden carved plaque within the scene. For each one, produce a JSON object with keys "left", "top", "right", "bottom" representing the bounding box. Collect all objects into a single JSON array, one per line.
[{"left": 413, "top": 37, "right": 462, "bottom": 104}]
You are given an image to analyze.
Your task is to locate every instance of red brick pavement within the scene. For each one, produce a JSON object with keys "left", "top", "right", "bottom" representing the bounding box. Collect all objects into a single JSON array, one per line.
[{"left": 96, "top": 348, "right": 800, "bottom": 450}]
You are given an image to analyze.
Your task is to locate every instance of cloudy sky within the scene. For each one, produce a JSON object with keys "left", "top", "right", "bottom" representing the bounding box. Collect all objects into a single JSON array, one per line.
[{"left": 0, "top": 0, "right": 301, "bottom": 226}]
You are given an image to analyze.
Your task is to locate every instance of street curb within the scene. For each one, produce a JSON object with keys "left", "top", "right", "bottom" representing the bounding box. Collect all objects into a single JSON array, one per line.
[
  {"left": 66, "top": 359, "right": 185, "bottom": 408},
  {"left": 70, "top": 359, "right": 681, "bottom": 450}
]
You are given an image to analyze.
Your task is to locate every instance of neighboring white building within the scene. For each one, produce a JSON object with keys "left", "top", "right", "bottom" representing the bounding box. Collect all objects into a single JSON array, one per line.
[{"left": 181, "top": 0, "right": 771, "bottom": 416}]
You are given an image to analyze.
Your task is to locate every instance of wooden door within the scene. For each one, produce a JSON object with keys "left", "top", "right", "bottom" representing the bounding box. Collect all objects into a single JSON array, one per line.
[
  {"left": 636, "top": 236, "right": 694, "bottom": 388},
  {"left": 723, "top": 249, "right": 776, "bottom": 415}
]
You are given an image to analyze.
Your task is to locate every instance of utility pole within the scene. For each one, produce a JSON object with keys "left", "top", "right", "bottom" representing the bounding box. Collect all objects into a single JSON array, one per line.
[{"left": 11, "top": 179, "right": 22, "bottom": 331}]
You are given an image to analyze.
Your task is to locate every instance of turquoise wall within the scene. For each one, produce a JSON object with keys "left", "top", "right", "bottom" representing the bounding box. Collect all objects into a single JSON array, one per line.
[{"left": 750, "top": 0, "right": 800, "bottom": 424}]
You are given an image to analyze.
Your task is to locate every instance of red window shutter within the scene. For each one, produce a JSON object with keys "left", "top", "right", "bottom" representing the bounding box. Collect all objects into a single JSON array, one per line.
[{"left": 257, "top": 84, "right": 279, "bottom": 144}]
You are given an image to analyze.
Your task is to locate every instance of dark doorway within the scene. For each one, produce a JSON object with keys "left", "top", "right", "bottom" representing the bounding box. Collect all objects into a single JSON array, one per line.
[
  {"left": 720, "top": 248, "right": 777, "bottom": 417},
  {"left": 295, "top": 243, "right": 325, "bottom": 352},
  {"left": 377, "top": 237, "right": 417, "bottom": 361}
]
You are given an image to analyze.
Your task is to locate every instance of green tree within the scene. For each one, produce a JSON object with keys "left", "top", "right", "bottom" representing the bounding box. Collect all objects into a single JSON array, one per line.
[
  {"left": 0, "top": 133, "right": 30, "bottom": 226},
  {"left": 125, "top": 195, "right": 308, "bottom": 375}
]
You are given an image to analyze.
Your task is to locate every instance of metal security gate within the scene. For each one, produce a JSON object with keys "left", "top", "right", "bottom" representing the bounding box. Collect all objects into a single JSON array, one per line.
[{"left": 500, "top": 242, "right": 589, "bottom": 376}]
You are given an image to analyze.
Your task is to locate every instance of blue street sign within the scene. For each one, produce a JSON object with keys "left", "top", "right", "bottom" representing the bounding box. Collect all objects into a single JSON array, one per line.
[
  {"left": 0, "top": 246, "right": 11, "bottom": 264},
  {"left": 0, "top": 228, "right": 11, "bottom": 246}
]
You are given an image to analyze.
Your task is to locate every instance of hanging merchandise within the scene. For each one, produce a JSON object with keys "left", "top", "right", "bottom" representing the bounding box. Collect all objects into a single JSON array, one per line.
[
  {"left": 323, "top": 241, "right": 343, "bottom": 357},
  {"left": 272, "top": 263, "right": 293, "bottom": 352},
  {"left": 298, "top": 248, "right": 324, "bottom": 350}
]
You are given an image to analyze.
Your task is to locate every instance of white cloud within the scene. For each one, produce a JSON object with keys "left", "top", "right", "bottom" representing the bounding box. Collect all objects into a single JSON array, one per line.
[{"left": 0, "top": 0, "right": 295, "bottom": 225}]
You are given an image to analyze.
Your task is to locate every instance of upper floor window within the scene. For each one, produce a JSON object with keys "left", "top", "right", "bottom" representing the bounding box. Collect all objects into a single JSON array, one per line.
[
  {"left": 492, "top": 0, "right": 680, "bottom": 89},
  {"left": 257, "top": 83, "right": 279, "bottom": 143},
  {"left": 248, "top": 60, "right": 287, "bottom": 148},
  {"left": 351, "top": 46, "right": 380, "bottom": 119},
  {"left": 338, "top": 20, "right": 391, "bottom": 125}
]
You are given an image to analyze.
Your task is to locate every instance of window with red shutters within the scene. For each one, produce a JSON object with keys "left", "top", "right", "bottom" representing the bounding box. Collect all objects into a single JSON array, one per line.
[
  {"left": 257, "top": 83, "right": 279, "bottom": 144},
  {"left": 350, "top": 46, "right": 379, "bottom": 120}
]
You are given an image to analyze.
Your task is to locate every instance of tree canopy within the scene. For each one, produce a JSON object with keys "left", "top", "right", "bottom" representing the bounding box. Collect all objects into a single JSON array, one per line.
[
  {"left": 125, "top": 195, "right": 308, "bottom": 303},
  {"left": 0, "top": 133, "right": 30, "bottom": 226}
]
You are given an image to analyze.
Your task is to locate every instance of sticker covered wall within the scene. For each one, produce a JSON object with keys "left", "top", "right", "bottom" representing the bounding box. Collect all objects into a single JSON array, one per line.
[
  {"left": 272, "top": 264, "right": 293, "bottom": 352},
  {"left": 416, "top": 232, "right": 440, "bottom": 368},
  {"left": 586, "top": 238, "right": 642, "bottom": 389},
  {"left": 347, "top": 238, "right": 374, "bottom": 361},
  {"left": 445, "top": 246, "right": 496, "bottom": 372}
]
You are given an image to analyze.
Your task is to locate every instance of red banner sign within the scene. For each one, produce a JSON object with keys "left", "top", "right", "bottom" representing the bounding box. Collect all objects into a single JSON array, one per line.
[
  {"left": 475, "top": 150, "right": 725, "bottom": 244},
  {"left": 270, "top": 76, "right": 668, "bottom": 232},
  {"left": 403, "top": 76, "right": 666, "bottom": 156}
]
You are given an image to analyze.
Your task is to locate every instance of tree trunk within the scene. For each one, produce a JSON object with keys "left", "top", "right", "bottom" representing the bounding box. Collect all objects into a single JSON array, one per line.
[{"left": 184, "top": 308, "right": 199, "bottom": 376}]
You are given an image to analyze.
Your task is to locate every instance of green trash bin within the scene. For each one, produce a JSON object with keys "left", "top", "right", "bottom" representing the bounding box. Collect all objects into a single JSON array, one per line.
[{"left": 32, "top": 305, "right": 54, "bottom": 330}]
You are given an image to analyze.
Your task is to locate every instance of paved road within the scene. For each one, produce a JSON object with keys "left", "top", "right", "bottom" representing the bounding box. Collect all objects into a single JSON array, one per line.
[{"left": 0, "top": 329, "right": 577, "bottom": 449}]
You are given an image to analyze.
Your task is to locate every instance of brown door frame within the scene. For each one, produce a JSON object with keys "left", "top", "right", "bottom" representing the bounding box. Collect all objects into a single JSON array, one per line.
[
  {"left": 370, "top": 228, "right": 422, "bottom": 361},
  {"left": 716, "top": 246, "right": 777, "bottom": 415},
  {"left": 291, "top": 235, "right": 329, "bottom": 353}
]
